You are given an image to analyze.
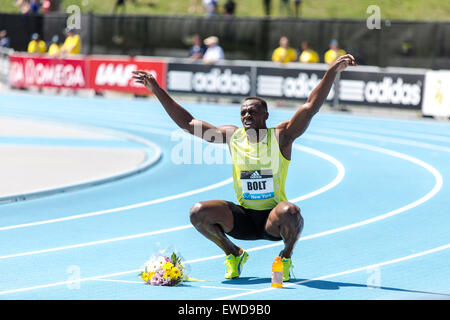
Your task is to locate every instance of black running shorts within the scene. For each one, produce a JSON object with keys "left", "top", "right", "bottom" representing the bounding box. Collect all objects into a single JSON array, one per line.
[{"left": 225, "top": 201, "right": 282, "bottom": 241}]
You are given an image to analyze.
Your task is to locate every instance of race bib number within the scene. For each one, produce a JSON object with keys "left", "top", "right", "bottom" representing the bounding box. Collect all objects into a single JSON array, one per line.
[{"left": 240, "top": 170, "right": 274, "bottom": 200}]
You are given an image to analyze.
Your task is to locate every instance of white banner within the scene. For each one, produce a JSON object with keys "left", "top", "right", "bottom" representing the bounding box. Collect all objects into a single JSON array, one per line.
[{"left": 422, "top": 70, "right": 450, "bottom": 117}]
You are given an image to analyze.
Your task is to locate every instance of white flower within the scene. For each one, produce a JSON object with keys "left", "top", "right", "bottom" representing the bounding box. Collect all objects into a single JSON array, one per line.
[
  {"left": 157, "top": 256, "right": 166, "bottom": 266},
  {"left": 144, "top": 257, "right": 158, "bottom": 272},
  {"left": 144, "top": 255, "right": 167, "bottom": 273}
]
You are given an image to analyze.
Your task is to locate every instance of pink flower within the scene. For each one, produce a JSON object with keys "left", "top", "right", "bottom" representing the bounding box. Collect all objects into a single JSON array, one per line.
[{"left": 151, "top": 273, "right": 164, "bottom": 286}]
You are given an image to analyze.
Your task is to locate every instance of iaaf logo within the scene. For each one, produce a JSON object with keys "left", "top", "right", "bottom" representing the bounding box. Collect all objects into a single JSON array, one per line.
[
  {"left": 364, "top": 77, "right": 422, "bottom": 106},
  {"left": 9, "top": 59, "right": 85, "bottom": 87},
  {"left": 94, "top": 62, "right": 157, "bottom": 87},
  {"left": 191, "top": 68, "right": 251, "bottom": 95}
]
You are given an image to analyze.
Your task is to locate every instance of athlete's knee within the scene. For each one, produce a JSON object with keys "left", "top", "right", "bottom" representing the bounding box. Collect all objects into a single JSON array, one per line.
[
  {"left": 278, "top": 202, "right": 303, "bottom": 228},
  {"left": 278, "top": 202, "right": 300, "bottom": 218},
  {"left": 189, "top": 202, "right": 206, "bottom": 226}
]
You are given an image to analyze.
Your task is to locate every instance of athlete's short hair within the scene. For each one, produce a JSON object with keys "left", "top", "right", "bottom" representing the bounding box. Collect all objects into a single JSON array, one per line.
[{"left": 242, "top": 96, "right": 268, "bottom": 112}]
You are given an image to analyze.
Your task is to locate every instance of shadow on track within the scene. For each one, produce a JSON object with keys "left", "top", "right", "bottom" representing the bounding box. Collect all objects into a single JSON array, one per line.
[{"left": 222, "top": 277, "right": 450, "bottom": 298}]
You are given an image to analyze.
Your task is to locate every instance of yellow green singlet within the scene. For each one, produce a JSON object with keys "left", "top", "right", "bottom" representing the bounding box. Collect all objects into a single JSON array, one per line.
[{"left": 229, "top": 128, "right": 290, "bottom": 210}]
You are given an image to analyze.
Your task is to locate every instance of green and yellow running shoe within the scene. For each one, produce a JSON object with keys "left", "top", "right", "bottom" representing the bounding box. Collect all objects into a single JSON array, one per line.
[
  {"left": 224, "top": 250, "right": 249, "bottom": 279},
  {"left": 281, "top": 257, "right": 295, "bottom": 282}
]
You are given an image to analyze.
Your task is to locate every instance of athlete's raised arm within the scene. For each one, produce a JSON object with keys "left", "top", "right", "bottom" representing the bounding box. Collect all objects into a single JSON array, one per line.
[
  {"left": 132, "top": 70, "right": 237, "bottom": 144},
  {"left": 277, "top": 54, "right": 356, "bottom": 143}
]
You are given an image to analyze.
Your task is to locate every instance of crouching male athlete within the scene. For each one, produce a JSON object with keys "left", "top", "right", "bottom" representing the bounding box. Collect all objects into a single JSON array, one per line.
[{"left": 133, "top": 54, "right": 356, "bottom": 281}]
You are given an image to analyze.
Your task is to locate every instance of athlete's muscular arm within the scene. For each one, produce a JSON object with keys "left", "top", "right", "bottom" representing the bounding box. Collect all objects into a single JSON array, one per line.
[
  {"left": 132, "top": 71, "right": 237, "bottom": 144},
  {"left": 277, "top": 54, "right": 356, "bottom": 143}
]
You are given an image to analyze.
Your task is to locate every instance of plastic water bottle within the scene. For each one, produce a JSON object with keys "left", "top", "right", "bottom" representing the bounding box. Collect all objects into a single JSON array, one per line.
[{"left": 271, "top": 256, "right": 283, "bottom": 288}]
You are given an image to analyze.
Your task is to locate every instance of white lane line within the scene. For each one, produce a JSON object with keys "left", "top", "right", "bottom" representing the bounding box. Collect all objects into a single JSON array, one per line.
[
  {"left": 208, "top": 141, "right": 443, "bottom": 249},
  {"left": 0, "top": 225, "right": 193, "bottom": 260},
  {"left": 311, "top": 129, "right": 450, "bottom": 153},
  {"left": 316, "top": 121, "right": 450, "bottom": 143},
  {"left": 214, "top": 243, "right": 450, "bottom": 300},
  {"left": 200, "top": 286, "right": 255, "bottom": 292},
  {"left": 0, "top": 269, "right": 144, "bottom": 296},
  {"left": 0, "top": 177, "right": 233, "bottom": 231},
  {"left": 0, "top": 145, "right": 344, "bottom": 259},
  {"left": 290, "top": 145, "right": 345, "bottom": 203},
  {"left": 1, "top": 242, "right": 448, "bottom": 297},
  {"left": 89, "top": 279, "right": 142, "bottom": 284},
  {"left": 317, "top": 113, "right": 450, "bottom": 128},
  {"left": 87, "top": 279, "right": 255, "bottom": 292},
  {"left": 294, "top": 135, "right": 444, "bottom": 240}
]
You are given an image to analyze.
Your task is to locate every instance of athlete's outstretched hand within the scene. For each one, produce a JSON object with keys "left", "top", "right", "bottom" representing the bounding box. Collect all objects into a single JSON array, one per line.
[
  {"left": 330, "top": 54, "right": 357, "bottom": 73},
  {"left": 132, "top": 70, "right": 159, "bottom": 92}
]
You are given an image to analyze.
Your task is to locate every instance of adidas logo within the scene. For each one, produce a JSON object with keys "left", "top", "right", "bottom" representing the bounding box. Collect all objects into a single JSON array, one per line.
[{"left": 250, "top": 171, "right": 262, "bottom": 179}]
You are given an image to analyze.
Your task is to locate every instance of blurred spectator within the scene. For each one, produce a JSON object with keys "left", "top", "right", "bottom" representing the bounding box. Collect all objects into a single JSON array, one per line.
[
  {"left": 112, "top": 0, "right": 137, "bottom": 13},
  {"left": 42, "top": 0, "right": 52, "bottom": 13},
  {"left": 271, "top": 36, "right": 297, "bottom": 63},
  {"left": 299, "top": 41, "right": 319, "bottom": 63},
  {"left": 279, "top": 0, "right": 290, "bottom": 17},
  {"left": 401, "top": 41, "right": 414, "bottom": 57},
  {"left": 113, "top": 0, "right": 126, "bottom": 14},
  {"left": 324, "top": 39, "right": 346, "bottom": 65},
  {"left": 47, "top": 35, "right": 61, "bottom": 56},
  {"left": 223, "top": 0, "right": 236, "bottom": 16},
  {"left": 30, "top": 0, "right": 41, "bottom": 14},
  {"left": 203, "top": 0, "right": 218, "bottom": 17},
  {"left": 293, "top": 0, "right": 302, "bottom": 17},
  {"left": 263, "top": 0, "right": 271, "bottom": 16},
  {"left": 27, "top": 33, "right": 46, "bottom": 53},
  {"left": 0, "top": 30, "right": 10, "bottom": 48},
  {"left": 60, "top": 28, "right": 81, "bottom": 55},
  {"left": 188, "top": 34, "right": 207, "bottom": 61},
  {"left": 203, "top": 36, "right": 224, "bottom": 64},
  {"left": 15, "top": 0, "right": 31, "bottom": 14}
]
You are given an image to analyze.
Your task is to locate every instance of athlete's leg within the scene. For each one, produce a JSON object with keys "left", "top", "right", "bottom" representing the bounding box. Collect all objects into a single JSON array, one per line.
[
  {"left": 189, "top": 200, "right": 242, "bottom": 256},
  {"left": 264, "top": 201, "right": 304, "bottom": 258}
]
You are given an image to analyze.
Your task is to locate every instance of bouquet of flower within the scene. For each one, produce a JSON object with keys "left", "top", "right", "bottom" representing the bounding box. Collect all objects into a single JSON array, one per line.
[{"left": 139, "top": 251, "right": 186, "bottom": 286}]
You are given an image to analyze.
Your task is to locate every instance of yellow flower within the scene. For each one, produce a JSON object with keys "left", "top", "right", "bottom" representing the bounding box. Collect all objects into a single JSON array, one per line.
[
  {"left": 163, "top": 270, "right": 172, "bottom": 280},
  {"left": 141, "top": 271, "right": 156, "bottom": 282},
  {"left": 162, "top": 261, "right": 174, "bottom": 271},
  {"left": 170, "top": 266, "right": 181, "bottom": 279}
]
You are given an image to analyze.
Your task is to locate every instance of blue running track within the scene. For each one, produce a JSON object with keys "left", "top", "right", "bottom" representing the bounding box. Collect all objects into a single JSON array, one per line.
[{"left": 0, "top": 91, "right": 449, "bottom": 300}]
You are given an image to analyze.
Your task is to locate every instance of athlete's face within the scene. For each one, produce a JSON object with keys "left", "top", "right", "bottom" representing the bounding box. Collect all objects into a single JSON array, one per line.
[{"left": 240, "top": 99, "right": 268, "bottom": 130}]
